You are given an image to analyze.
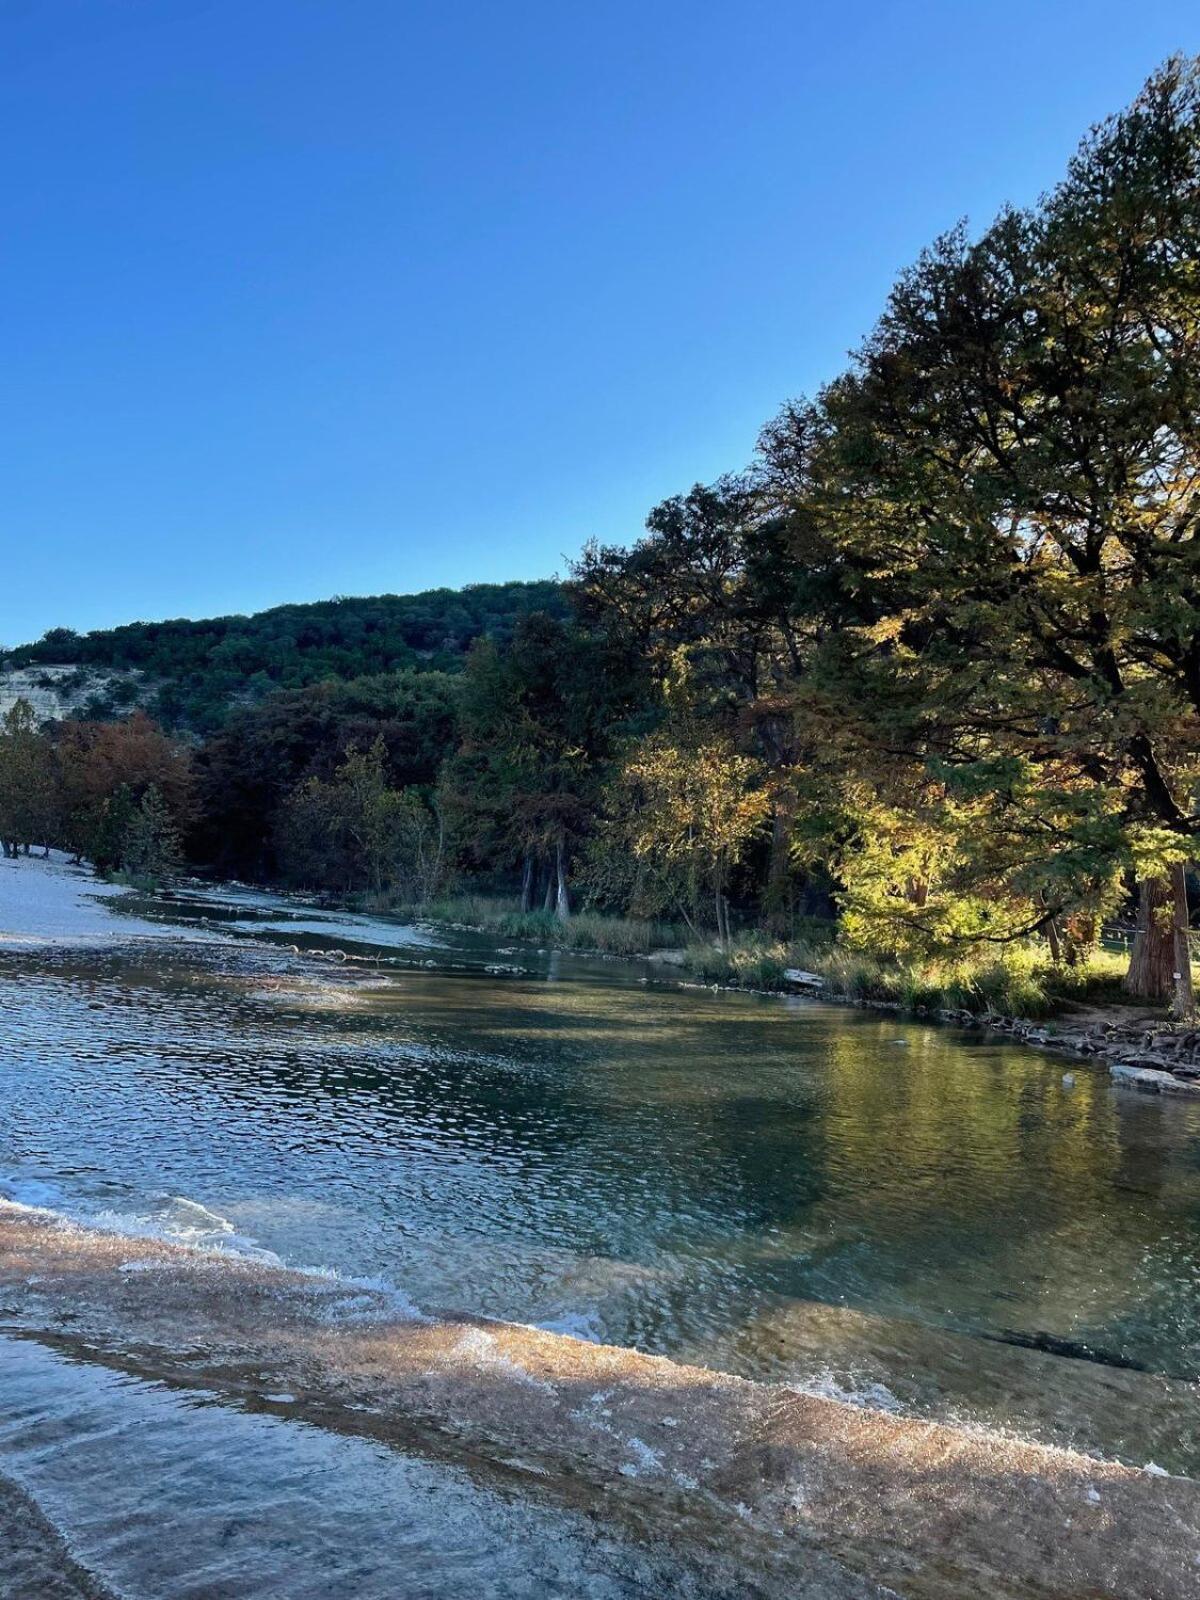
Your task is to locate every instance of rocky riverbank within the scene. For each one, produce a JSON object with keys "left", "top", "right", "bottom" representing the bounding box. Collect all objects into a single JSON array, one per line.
[{"left": 912, "top": 1004, "right": 1200, "bottom": 1096}]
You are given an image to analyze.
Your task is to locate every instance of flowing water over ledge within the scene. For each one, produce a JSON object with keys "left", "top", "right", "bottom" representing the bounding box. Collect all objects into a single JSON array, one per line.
[
  {"left": 0, "top": 1329, "right": 718, "bottom": 1600},
  {"left": 2, "top": 856, "right": 1200, "bottom": 1595},
  {"left": 3, "top": 1206, "right": 1199, "bottom": 1600}
]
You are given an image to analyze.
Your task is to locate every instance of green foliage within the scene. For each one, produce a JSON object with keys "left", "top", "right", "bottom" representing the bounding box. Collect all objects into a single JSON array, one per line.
[
  {"left": 194, "top": 669, "right": 460, "bottom": 879},
  {"left": 118, "top": 785, "right": 183, "bottom": 886},
  {"left": 85, "top": 786, "right": 138, "bottom": 876},
  {"left": 577, "top": 56, "right": 1200, "bottom": 1005},
  {"left": 276, "top": 737, "right": 447, "bottom": 902},
  {"left": 442, "top": 612, "right": 646, "bottom": 916},
  {"left": 0, "top": 700, "right": 57, "bottom": 857},
  {"left": 602, "top": 712, "right": 769, "bottom": 944},
  {"left": 749, "top": 58, "right": 1200, "bottom": 979}
]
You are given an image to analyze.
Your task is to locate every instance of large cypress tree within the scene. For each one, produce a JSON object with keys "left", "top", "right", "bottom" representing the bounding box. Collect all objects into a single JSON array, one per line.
[{"left": 760, "top": 58, "right": 1200, "bottom": 1011}]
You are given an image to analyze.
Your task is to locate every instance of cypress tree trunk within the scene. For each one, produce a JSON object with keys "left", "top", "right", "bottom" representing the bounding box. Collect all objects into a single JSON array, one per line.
[
  {"left": 554, "top": 837, "right": 571, "bottom": 921},
  {"left": 542, "top": 859, "right": 555, "bottom": 914},
  {"left": 762, "top": 798, "right": 794, "bottom": 935},
  {"left": 1169, "top": 860, "right": 1194, "bottom": 1021},
  {"left": 1124, "top": 877, "right": 1174, "bottom": 1001},
  {"left": 520, "top": 853, "right": 534, "bottom": 914},
  {"left": 713, "top": 877, "right": 731, "bottom": 951}
]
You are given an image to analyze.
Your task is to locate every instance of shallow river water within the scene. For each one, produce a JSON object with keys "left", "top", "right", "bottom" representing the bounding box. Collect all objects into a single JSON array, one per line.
[{"left": 2, "top": 858, "right": 1200, "bottom": 1593}]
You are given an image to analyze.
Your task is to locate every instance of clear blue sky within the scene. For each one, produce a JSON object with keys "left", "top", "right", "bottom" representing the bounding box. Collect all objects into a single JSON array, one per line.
[{"left": 3, "top": 1, "right": 1197, "bottom": 644}]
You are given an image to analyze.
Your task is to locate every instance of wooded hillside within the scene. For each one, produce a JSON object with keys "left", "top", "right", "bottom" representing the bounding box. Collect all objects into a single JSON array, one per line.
[{"left": 4, "top": 581, "right": 568, "bottom": 731}]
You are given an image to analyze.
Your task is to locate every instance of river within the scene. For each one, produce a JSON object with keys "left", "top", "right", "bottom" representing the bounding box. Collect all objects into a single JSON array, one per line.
[{"left": 2, "top": 855, "right": 1199, "bottom": 1596}]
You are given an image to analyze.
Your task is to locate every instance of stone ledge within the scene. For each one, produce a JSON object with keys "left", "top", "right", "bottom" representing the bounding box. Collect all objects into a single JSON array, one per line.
[{"left": 1110, "top": 1062, "right": 1200, "bottom": 1094}]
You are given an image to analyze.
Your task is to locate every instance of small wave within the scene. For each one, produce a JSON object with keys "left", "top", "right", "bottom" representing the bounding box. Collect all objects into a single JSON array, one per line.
[
  {"left": 295, "top": 1264, "right": 425, "bottom": 1323},
  {"left": 86, "top": 1199, "right": 284, "bottom": 1265},
  {"left": 534, "top": 1308, "right": 606, "bottom": 1343},
  {"left": 1, "top": 1183, "right": 428, "bottom": 1328},
  {"left": 791, "top": 1370, "right": 906, "bottom": 1415},
  {"left": 2, "top": 1160, "right": 436, "bottom": 1330},
  {"left": 1, "top": 1185, "right": 283, "bottom": 1266},
  {"left": 0, "top": 1176, "right": 65, "bottom": 1212}
]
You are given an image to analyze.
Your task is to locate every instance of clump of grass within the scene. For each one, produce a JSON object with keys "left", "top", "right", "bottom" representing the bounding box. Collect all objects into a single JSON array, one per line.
[
  {"left": 361, "top": 893, "right": 687, "bottom": 956},
  {"left": 1039, "top": 947, "right": 1130, "bottom": 1011},
  {"left": 682, "top": 934, "right": 792, "bottom": 990},
  {"left": 350, "top": 890, "right": 514, "bottom": 925},
  {"left": 483, "top": 908, "right": 686, "bottom": 955},
  {"left": 682, "top": 933, "right": 1140, "bottom": 1020},
  {"left": 807, "top": 944, "right": 1068, "bottom": 1018},
  {"left": 418, "top": 892, "right": 515, "bottom": 926},
  {"left": 683, "top": 935, "right": 878, "bottom": 994}
]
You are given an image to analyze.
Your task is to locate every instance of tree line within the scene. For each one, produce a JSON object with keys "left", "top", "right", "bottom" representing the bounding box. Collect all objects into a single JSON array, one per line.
[{"left": 2, "top": 60, "right": 1198, "bottom": 1012}]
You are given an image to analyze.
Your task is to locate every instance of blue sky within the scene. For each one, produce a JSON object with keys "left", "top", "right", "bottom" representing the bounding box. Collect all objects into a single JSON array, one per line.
[{"left": 3, "top": 1, "right": 1197, "bottom": 643}]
